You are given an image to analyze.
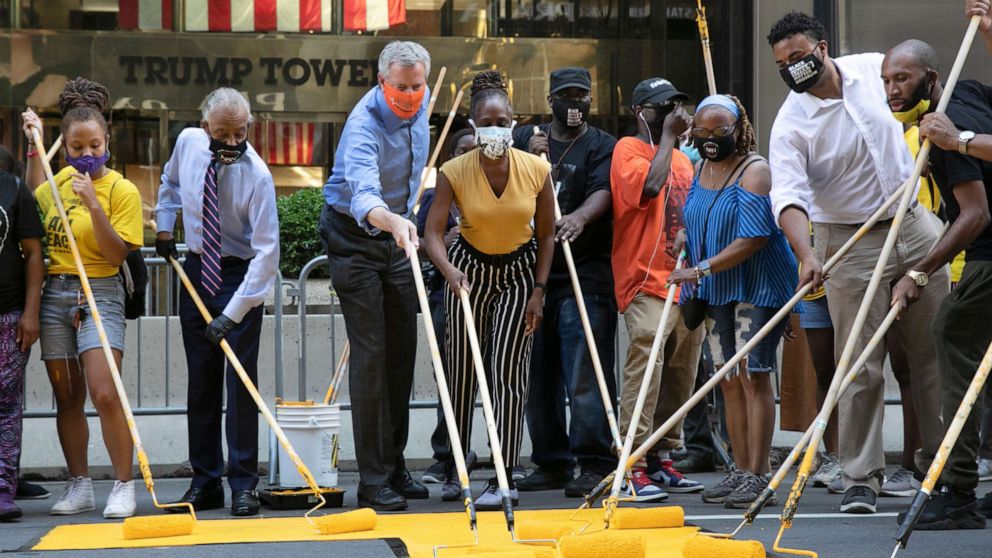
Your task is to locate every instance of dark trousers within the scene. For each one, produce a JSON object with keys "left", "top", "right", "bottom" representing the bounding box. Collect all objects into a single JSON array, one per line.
[
  {"left": 428, "top": 295, "right": 452, "bottom": 462},
  {"left": 180, "top": 253, "right": 263, "bottom": 492},
  {"left": 320, "top": 206, "right": 417, "bottom": 486},
  {"left": 526, "top": 293, "right": 618, "bottom": 474},
  {"left": 933, "top": 261, "right": 992, "bottom": 493}
]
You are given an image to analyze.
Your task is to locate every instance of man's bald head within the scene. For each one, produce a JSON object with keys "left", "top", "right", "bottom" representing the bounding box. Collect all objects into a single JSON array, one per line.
[{"left": 887, "top": 39, "right": 940, "bottom": 72}]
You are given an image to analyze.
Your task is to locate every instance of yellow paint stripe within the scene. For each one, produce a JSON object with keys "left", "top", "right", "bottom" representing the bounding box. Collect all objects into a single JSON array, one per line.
[{"left": 34, "top": 508, "right": 702, "bottom": 557}]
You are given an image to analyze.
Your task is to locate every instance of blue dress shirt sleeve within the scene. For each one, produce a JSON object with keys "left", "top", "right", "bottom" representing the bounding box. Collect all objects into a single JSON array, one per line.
[
  {"left": 156, "top": 141, "right": 184, "bottom": 234},
  {"left": 223, "top": 171, "right": 281, "bottom": 323},
  {"left": 344, "top": 123, "right": 390, "bottom": 234}
]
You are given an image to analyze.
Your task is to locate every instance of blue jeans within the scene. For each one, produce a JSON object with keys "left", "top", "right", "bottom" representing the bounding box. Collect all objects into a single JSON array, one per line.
[{"left": 526, "top": 294, "right": 617, "bottom": 474}]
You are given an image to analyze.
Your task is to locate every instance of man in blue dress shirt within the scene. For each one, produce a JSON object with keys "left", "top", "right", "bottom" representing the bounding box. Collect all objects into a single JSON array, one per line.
[
  {"left": 155, "top": 88, "right": 280, "bottom": 517},
  {"left": 319, "top": 41, "right": 432, "bottom": 511}
]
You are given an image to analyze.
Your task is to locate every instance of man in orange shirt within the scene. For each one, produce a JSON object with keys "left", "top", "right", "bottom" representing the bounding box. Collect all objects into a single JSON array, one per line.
[{"left": 611, "top": 78, "right": 705, "bottom": 500}]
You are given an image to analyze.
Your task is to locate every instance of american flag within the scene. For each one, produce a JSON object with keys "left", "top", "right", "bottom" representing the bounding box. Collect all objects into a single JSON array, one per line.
[
  {"left": 343, "top": 0, "right": 406, "bottom": 31},
  {"left": 119, "top": 0, "right": 337, "bottom": 32},
  {"left": 251, "top": 121, "right": 317, "bottom": 166}
]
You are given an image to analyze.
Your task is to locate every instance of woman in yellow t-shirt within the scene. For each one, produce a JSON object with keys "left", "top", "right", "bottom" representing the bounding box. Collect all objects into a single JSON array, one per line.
[
  {"left": 22, "top": 78, "right": 143, "bottom": 519},
  {"left": 424, "top": 70, "right": 555, "bottom": 510}
]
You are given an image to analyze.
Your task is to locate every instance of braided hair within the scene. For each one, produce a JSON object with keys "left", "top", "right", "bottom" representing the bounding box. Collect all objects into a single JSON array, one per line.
[
  {"left": 58, "top": 77, "right": 111, "bottom": 136},
  {"left": 469, "top": 70, "right": 511, "bottom": 120},
  {"left": 727, "top": 95, "right": 757, "bottom": 155}
]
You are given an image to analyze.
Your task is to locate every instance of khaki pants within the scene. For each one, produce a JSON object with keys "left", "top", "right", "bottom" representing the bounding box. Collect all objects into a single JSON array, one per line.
[
  {"left": 814, "top": 206, "right": 949, "bottom": 493},
  {"left": 619, "top": 292, "right": 705, "bottom": 465}
]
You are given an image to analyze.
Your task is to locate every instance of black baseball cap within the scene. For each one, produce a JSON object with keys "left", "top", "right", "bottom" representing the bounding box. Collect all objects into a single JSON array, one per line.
[
  {"left": 550, "top": 67, "right": 592, "bottom": 94},
  {"left": 631, "top": 78, "right": 688, "bottom": 107}
]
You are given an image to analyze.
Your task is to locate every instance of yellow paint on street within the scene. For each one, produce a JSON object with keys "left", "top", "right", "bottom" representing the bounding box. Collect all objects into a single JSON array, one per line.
[{"left": 34, "top": 507, "right": 701, "bottom": 557}]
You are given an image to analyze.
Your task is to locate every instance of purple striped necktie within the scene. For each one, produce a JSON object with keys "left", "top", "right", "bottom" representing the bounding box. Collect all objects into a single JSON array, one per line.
[{"left": 201, "top": 160, "right": 222, "bottom": 296}]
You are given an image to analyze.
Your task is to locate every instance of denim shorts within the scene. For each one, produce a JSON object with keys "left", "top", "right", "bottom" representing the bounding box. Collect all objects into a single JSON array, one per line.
[
  {"left": 705, "top": 302, "right": 785, "bottom": 377},
  {"left": 40, "top": 274, "right": 126, "bottom": 360},
  {"left": 799, "top": 296, "right": 832, "bottom": 329}
]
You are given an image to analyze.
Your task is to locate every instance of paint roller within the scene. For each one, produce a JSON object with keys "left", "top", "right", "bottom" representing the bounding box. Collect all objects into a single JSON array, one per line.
[
  {"left": 557, "top": 531, "right": 646, "bottom": 558},
  {"left": 168, "top": 257, "right": 374, "bottom": 536},
  {"left": 28, "top": 127, "right": 197, "bottom": 540},
  {"left": 773, "top": 17, "right": 983, "bottom": 558},
  {"left": 683, "top": 535, "right": 765, "bottom": 558}
]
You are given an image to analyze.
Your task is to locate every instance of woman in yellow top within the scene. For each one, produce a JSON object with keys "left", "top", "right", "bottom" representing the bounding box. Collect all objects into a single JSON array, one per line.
[
  {"left": 22, "top": 78, "right": 144, "bottom": 519},
  {"left": 424, "top": 70, "right": 555, "bottom": 509}
]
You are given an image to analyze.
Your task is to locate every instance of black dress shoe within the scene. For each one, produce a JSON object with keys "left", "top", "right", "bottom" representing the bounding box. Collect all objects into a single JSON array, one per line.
[
  {"left": 231, "top": 490, "right": 260, "bottom": 517},
  {"left": 165, "top": 484, "right": 225, "bottom": 513},
  {"left": 390, "top": 469, "right": 429, "bottom": 500},
  {"left": 358, "top": 484, "right": 407, "bottom": 511},
  {"left": 516, "top": 467, "right": 573, "bottom": 492}
]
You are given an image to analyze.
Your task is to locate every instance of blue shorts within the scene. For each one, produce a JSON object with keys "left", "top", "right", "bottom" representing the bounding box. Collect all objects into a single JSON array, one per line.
[
  {"left": 799, "top": 296, "right": 832, "bottom": 329},
  {"left": 40, "top": 274, "right": 127, "bottom": 360},
  {"left": 705, "top": 302, "right": 785, "bottom": 376}
]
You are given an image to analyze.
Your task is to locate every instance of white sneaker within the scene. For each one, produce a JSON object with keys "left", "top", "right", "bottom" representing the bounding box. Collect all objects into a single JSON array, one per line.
[
  {"left": 474, "top": 479, "right": 519, "bottom": 511},
  {"left": 978, "top": 458, "right": 992, "bottom": 482},
  {"left": 51, "top": 476, "right": 95, "bottom": 515},
  {"left": 103, "top": 480, "right": 137, "bottom": 518}
]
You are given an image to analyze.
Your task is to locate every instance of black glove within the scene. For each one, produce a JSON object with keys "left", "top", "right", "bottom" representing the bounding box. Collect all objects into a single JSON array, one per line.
[
  {"left": 156, "top": 237, "right": 179, "bottom": 261},
  {"left": 205, "top": 314, "right": 237, "bottom": 345}
]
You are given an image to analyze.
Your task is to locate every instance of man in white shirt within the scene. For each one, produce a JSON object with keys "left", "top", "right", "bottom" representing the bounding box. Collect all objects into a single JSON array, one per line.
[{"left": 767, "top": 11, "right": 948, "bottom": 514}]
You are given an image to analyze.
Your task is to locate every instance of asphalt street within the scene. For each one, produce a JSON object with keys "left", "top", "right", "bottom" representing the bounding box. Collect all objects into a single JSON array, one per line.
[{"left": 4, "top": 467, "right": 990, "bottom": 557}]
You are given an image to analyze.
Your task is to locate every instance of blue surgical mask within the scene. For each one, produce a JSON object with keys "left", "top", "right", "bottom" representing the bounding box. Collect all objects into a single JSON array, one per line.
[
  {"left": 680, "top": 140, "right": 702, "bottom": 165},
  {"left": 65, "top": 151, "right": 110, "bottom": 175}
]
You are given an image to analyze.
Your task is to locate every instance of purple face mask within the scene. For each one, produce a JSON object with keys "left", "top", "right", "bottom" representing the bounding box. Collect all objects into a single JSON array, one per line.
[{"left": 66, "top": 152, "right": 110, "bottom": 175}]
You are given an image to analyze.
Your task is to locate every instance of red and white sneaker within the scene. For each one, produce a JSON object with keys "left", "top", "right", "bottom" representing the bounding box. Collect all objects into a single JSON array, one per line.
[
  {"left": 648, "top": 458, "right": 705, "bottom": 493},
  {"left": 621, "top": 468, "right": 669, "bottom": 503}
]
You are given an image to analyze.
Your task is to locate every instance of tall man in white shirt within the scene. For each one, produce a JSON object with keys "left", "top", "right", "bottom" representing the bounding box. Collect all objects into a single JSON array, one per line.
[{"left": 767, "top": 12, "right": 948, "bottom": 514}]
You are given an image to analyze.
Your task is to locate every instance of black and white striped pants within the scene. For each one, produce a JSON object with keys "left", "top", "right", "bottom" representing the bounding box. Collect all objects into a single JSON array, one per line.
[{"left": 444, "top": 238, "right": 536, "bottom": 469}]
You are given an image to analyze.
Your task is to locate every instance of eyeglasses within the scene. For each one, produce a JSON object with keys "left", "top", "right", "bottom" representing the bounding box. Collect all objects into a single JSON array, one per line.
[{"left": 692, "top": 123, "right": 737, "bottom": 139}]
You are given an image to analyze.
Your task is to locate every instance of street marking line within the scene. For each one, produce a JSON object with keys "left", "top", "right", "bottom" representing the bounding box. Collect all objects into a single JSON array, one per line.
[{"left": 686, "top": 512, "right": 899, "bottom": 520}]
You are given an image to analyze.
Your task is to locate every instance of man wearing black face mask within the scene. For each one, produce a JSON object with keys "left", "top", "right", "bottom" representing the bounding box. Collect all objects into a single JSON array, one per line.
[
  {"left": 512, "top": 67, "right": 619, "bottom": 497},
  {"left": 156, "top": 88, "right": 280, "bottom": 517},
  {"left": 767, "top": 12, "right": 948, "bottom": 515}
]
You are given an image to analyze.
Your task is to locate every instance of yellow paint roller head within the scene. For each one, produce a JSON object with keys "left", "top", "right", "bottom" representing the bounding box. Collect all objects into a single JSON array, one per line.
[
  {"left": 515, "top": 520, "right": 576, "bottom": 545},
  {"left": 610, "top": 506, "right": 684, "bottom": 529},
  {"left": 681, "top": 535, "right": 766, "bottom": 558},
  {"left": 122, "top": 515, "right": 194, "bottom": 540},
  {"left": 312, "top": 508, "right": 377, "bottom": 535},
  {"left": 558, "top": 531, "right": 646, "bottom": 558}
]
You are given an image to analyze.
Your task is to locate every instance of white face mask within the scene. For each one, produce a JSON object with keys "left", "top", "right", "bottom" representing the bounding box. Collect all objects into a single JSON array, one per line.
[{"left": 470, "top": 119, "right": 516, "bottom": 160}]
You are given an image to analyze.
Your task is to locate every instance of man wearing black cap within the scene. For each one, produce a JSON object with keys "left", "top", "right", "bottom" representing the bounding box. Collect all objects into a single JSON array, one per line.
[
  {"left": 512, "top": 67, "right": 618, "bottom": 497},
  {"left": 609, "top": 77, "right": 705, "bottom": 501}
]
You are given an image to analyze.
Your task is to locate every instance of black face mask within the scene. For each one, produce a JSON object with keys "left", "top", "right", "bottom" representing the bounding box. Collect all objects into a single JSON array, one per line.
[
  {"left": 209, "top": 136, "right": 248, "bottom": 165},
  {"left": 780, "top": 51, "right": 824, "bottom": 93},
  {"left": 552, "top": 98, "right": 591, "bottom": 128},
  {"left": 693, "top": 134, "right": 737, "bottom": 162}
]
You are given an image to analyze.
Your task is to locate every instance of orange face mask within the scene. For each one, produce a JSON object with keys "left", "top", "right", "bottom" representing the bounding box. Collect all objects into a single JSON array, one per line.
[{"left": 381, "top": 81, "right": 425, "bottom": 120}]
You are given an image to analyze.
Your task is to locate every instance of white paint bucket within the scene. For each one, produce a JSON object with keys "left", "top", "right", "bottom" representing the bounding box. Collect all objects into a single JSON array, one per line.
[{"left": 275, "top": 403, "right": 341, "bottom": 488}]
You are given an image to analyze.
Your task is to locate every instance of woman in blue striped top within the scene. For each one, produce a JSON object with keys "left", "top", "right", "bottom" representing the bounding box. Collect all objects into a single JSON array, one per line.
[{"left": 669, "top": 94, "right": 798, "bottom": 509}]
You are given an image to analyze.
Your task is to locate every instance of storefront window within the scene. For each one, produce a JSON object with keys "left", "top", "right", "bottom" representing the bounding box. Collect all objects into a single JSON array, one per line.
[
  {"left": 250, "top": 119, "right": 328, "bottom": 196},
  {"left": 496, "top": 0, "right": 619, "bottom": 38},
  {"left": 17, "top": 0, "right": 120, "bottom": 30}
]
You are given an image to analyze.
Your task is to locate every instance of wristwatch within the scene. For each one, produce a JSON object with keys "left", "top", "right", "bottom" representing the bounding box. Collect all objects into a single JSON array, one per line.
[
  {"left": 697, "top": 260, "right": 713, "bottom": 278},
  {"left": 906, "top": 270, "right": 929, "bottom": 288},
  {"left": 959, "top": 130, "right": 976, "bottom": 155}
]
